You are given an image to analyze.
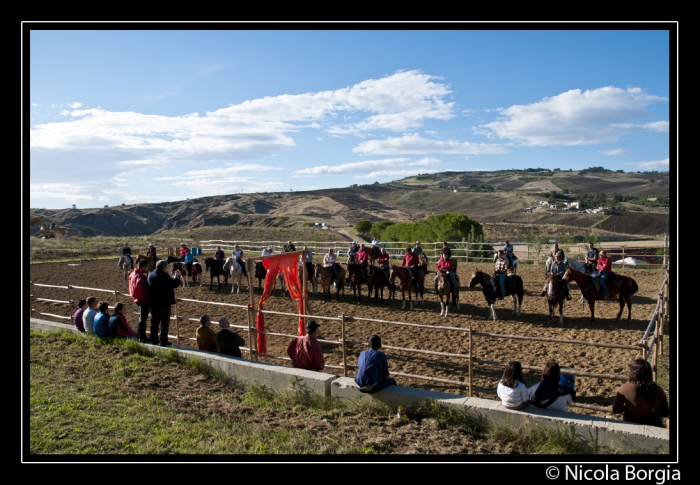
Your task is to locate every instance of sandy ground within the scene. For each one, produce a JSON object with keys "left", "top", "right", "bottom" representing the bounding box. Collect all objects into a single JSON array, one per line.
[{"left": 29, "top": 257, "right": 668, "bottom": 419}]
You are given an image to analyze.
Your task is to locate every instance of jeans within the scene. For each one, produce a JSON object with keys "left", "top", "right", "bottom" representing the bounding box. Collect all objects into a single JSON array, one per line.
[
  {"left": 150, "top": 305, "right": 171, "bottom": 345},
  {"left": 359, "top": 377, "right": 397, "bottom": 393},
  {"left": 434, "top": 272, "right": 457, "bottom": 292},
  {"left": 497, "top": 274, "right": 506, "bottom": 297},
  {"left": 236, "top": 258, "right": 247, "bottom": 275},
  {"left": 136, "top": 302, "right": 150, "bottom": 341},
  {"left": 599, "top": 271, "right": 609, "bottom": 296}
]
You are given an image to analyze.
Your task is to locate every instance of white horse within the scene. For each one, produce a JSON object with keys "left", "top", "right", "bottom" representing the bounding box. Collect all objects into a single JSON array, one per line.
[
  {"left": 118, "top": 255, "right": 133, "bottom": 281},
  {"left": 223, "top": 257, "right": 244, "bottom": 294}
]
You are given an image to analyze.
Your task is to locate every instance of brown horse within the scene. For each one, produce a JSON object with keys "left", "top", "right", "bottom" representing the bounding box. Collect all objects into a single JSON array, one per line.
[
  {"left": 346, "top": 260, "right": 366, "bottom": 303},
  {"left": 314, "top": 263, "right": 345, "bottom": 301},
  {"left": 367, "top": 264, "right": 390, "bottom": 304},
  {"left": 436, "top": 269, "right": 460, "bottom": 317},
  {"left": 389, "top": 265, "right": 425, "bottom": 310},
  {"left": 468, "top": 268, "right": 523, "bottom": 321},
  {"left": 563, "top": 268, "right": 639, "bottom": 322},
  {"left": 367, "top": 246, "right": 381, "bottom": 267},
  {"left": 134, "top": 254, "right": 156, "bottom": 272},
  {"left": 544, "top": 274, "right": 567, "bottom": 325}
]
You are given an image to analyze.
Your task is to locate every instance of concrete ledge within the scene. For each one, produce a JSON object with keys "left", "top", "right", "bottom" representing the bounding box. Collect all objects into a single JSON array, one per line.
[{"left": 30, "top": 318, "right": 669, "bottom": 453}]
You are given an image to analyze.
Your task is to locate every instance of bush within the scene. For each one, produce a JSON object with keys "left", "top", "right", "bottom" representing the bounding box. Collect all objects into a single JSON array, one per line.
[{"left": 354, "top": 220, "right": 372, "bottom": 236}]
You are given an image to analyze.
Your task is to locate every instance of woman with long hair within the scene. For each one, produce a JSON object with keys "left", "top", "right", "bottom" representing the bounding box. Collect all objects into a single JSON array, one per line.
[
  {"left": 497, "top": 361, "right": 529, "bottom": 410},
  {"left": 528, "top": 360, "right": 576, "bottom": 412},
  {"left": 612, "top": 358, "right": 669, "bottom": 427}
]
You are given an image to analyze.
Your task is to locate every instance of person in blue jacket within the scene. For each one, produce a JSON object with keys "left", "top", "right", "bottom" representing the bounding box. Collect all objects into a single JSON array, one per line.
[{"left": 354, "top": 335, "right": 397, "bottom": 393}]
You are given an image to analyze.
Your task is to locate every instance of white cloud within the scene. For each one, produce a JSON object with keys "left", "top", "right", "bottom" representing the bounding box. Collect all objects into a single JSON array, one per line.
[
  {"left": 624, "top": 158, "right": 670, "bottom": 170},
  {"left": 59, "top": 110, "right": 70, "bottom": 116},
  {"left": 478, "top": 86, "right": 668, "bottom": 146},
  {"left": 600, "top": 148, "right": 630, "bottom": 155},
  {"left": 356, "top": 169, "right": 441, "bottom": 179},
  {"left": 353, "top": 133, "right": 509, "bottom": 155},
  {"left": 293, "top": 157, "right": 443, "bottom": 176},
  {"left": 67, "top": 102, "right": 83, "bottom": 109}
]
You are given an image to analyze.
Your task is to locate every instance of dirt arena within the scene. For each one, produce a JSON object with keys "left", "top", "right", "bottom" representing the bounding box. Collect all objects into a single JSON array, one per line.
[{"left": 29, "top": 256, "right": 667, "bottom": 419}]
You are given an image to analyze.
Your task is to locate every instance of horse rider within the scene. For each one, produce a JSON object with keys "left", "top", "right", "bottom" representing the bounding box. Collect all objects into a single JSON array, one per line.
[
  {"left": 146, "top": 243, "right": 159, "bottom": 262},
  {"left": 402, "top": 247, "right": 421, "bottom": 283},
  {"left": 302, "top": 247, "right": 314, "bottom": 280},
  {"left": 584, "top": 242, "right": 599, "bottom": 274},
  {"left": 215, "top": 246, "right": 225, "bottom": 261},
  {"left": 370, "top": 236, "right": 381, "bottom": 259},
  {"left": 434, "top": 250, "right": 458, "bottom": 297},
  {"left": 232, "top": 244, "right": 248, "bottom": 277},
  {"left": 412, "top": 241, "right": 423, "bottom": 257},
  {"left": 502, "top": 239, "right": 514, "bottom": 270},
  {"left": 348, "top": 241, "right": 359, "bottom": 260},
  {"left": 323, "top": 248, "right": 339, "bottom": 288},
  {"left": 441, "top": 241, "right": 451, "bottom": 259},
  {"left": 377, "top": 247, "right": 390, "bottom": 279},
  {"left": 594, "top": 250, "right": 612, "bottom": 299},
  {"left": 540, "top": 251, "right": 571, "bottom": 300},
  {"left": 122, "top": 242, "right": 132, "bottom": 266},
  {"left": 287, "top": 241, "right": 296, "bottom": 252},
  {"left": 261, "top": 245, "right": 274, "bottom": 258},
  {"left": 183, "top": 247, "right": 195, "bottom": 275},
  {"left": 180, "top": 242, "right": 189, "bottom": 258},
  {"left": 493, "top": 250, "right": 509, "bottom": 300},
  {"left": 356, "top": 244, "right": 370, "bottom": 281}
]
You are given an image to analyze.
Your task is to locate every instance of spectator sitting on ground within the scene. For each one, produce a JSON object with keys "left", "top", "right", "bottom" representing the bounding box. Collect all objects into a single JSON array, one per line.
[
  {"left": 354, "top": 334, "right": 397, "bottom": 393},
  {"left": 612, "top": 358, "right": 669, "bottom": 427},
  {"left": 93, "top": 302, "right": 112, "bottom": 338},
  {"left": 528, "top": 360, "right": 575, "bottom": 412},
  {"left": 215, "top": 317, "right": 245, "bottom": 358},
  {"left": 287, "top": 320, "right": 325, "bottom": 371},
  {"left": 497, "top": 361, "right": 529, "bottom": 410},
  {"left": 108, "top": 302, "right": 138, "bottom": 338},
  {"left": 196, "top": 314, "right": 219, "bottom": 353},
  {"left": 82, "top": 296, "right": 98, "bottom": 334},
  {"left": 73, "top": 299, "right": 87, "bottom": 332}
]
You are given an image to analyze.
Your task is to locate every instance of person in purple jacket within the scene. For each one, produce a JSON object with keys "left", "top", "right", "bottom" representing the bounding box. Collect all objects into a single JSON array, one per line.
[{"left": 73, "top": 299, "right": 87, "bottom": 332}]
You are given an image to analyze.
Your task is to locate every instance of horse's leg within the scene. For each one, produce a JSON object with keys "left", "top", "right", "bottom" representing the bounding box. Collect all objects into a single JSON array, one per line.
[
  {"left": 588, "top": 297, "right": 596, "bottom": 322},
  {"left": 615, "top": 294, "right": 625, "bottom": 320},
  {"left": 559, "top": 301, "right": 564, "bottom": 325},
  {"left": 626, "top": 295, "right": 632, "bottom": 320},
  {"left": 491, "top": 302, "right": 497, "bottom": 321}
]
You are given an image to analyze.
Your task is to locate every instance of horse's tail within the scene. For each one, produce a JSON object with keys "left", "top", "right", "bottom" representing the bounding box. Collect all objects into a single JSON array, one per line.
[{"left": 629, "top": 279, "right": 639, "bottom": 295}]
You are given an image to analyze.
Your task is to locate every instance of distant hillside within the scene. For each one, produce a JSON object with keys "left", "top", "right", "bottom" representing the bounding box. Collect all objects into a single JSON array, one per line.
[{"left": 28, "top": 169, "right": 671, "bottom": 239}]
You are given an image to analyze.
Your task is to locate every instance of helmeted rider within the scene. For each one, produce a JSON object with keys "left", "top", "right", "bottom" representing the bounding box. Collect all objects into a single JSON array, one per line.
[
  {"left": 377, "top": 247, "right": 390, "bottom": 279},
  {"left": 434, "top": 250, "right": 457, "bottom": 297},
  {"left": 493, "top": 250, "right": 509, "bottom": 299},
  {"left": 355, "top": 244, "right": 369, "bottom": 282},
  {"left": 348, "top": 241, "right": 359, "bottom": 260},
  {"left": 541, "top": 251, "right": 571, "bottom": 300},
  {"left": 402, "top": 247, "right": 421, "bottom": 283},
  {"left": 370, "top": 236, "right": 381, "bottom": 258},
  {"left": 146, "top": 243, "right": 159, "bottom": 262},
  {"left": 323, "top": 248, "right": 339, "bottom": 288}
]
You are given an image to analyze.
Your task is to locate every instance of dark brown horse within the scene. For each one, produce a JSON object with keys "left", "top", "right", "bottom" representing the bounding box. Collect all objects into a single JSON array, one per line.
[
  {"left": 389, "top": 265, "right": 425, "bottom": 310},
  {"left": 544, "top": 274, "right": 567, "bottom": 325},
  {"left": 367, "top": 264, "right": 390, "bottom": 304},
  {"left": 563, "top": 268, "right": 639, "bottom": 322},
  {"left": 134, "top": 254, "right": 156, "bottom": 273},
  {"left": 204, "top": 257, "right": 229, "bottom": 290},
  {"left": 314, "top": 263, "right": 345, "bottom": 301},
  {"left": 346, "top": 260, "right": 366, "bottom": 303},
  {"left": 254, "top": 261, "right": 286, "bottom": 295},
  {"left": 436, "top": 269, "right": 460, "bottom": 317},
  {"left": 468, "top": 268, "right": 523, "bottom": 321}
]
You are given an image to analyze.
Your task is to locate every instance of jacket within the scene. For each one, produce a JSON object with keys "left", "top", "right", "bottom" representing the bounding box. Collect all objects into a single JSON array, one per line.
[
  {"left": 128, "top": 268, "right": 149, "bottom": 303},
  {"left": 147, "top": 269, "right": 180, "bottom": 306}
]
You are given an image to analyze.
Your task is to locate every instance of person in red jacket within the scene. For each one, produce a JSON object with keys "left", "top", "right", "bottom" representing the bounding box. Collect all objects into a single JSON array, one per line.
[
  {"left": 434, "top": 250, "right": 457, "bottom": 296},
  {"left": 287, "top": 320, "right": 325, "bottom": 371},
  {"left": 402, "top": 247, "right": 420, "bottom": 281},
  {"left": 596, "top": 250, "right": 612, "bottom": 299},
  {"left": 128, "top": 258, "right": 150, "bottom": 342},
  {"left": 355, "top": 244, "right": 369, "bottom": 282},
  {"left": 179, "top": 242, "right": 188, "bottom": 258},
  {"left": 377, "top": 247, "right": 390, "bottom": 279}
]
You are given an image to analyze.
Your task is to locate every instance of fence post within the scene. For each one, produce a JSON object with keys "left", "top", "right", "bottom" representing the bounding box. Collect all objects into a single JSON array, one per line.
[
  {"left": 67, "top": 285, "right": 72, "bottom": 320},
  {"left": 468, "top": 322, "right": 473, "bottom": 397},
  {"left": 246, "top": 257, "right": 258, "bottom": 361},
  {"left": 175, "top": 302, "right": 180, "bottom": 347},
  {"left": 665, "top": 269, "right": 670, "bottom": 336},
  {"left": 341, "top": 313, "right": 347, "bottom": 377},
  {"left": 663, "top": 234, "right": 668, "bottom": 267}
]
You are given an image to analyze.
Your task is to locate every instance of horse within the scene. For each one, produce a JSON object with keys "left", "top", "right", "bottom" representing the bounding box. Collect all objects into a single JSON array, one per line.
[
  {"left": 367, "top": 264, "right": 390, "bottom": 304},
  {"left": 468, "top": 268, "right": 523, "bottom": 321},
  {"left": 389, "top": 265, "right": 425, "bottom": 310},
  {"left": 493, "top": 252, "right": 518, "bottom": 274},
  {"left": 346, "top": 260, "right": 366, "bottom": 304},
  {"left": 544, "top": 274, "right": 567, "bottom": 325},
  {"left": 166, "top": 255, "right": 183, "bottom": 263},
  {"left": 436, "top": 269, "right": 460, "bottom": 317},
  {"left": 223, "top": 257, "right": 245, "bottom": 294},
  {"left": 367, "top": 245, "right": 381, "bottom": 266},
  {"left": 204, "top": 257, "right": 229, "bottom": 290},
  {"left": 563, "top": 267, "right": 639, "bottom": 322},
  {"left": 134, "top": 254, "right": 156, "bottom": 272},
  {"left": 298, "top": 261, "right": 317, "bottom": 295},
  {"left": 314, "top": 263, "right": 345, "bottom": 301},
  {"left": 118, "top": 255, "right": 133, "bottom": 281},
  {"left": 171, "top": 261, "right": 203, "bottom": 288},
  {"left": 254, "top": 261, "right": 286, "bottom": 296}
]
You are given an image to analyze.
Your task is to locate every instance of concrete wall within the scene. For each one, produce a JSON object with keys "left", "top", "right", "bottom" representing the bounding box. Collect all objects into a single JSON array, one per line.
[{"left": 30, "top": 318, "right": 669, "bottom": 454}]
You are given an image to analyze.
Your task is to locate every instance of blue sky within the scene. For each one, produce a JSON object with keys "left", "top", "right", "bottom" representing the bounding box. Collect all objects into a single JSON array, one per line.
[{"left": 27, "top": 28, "right": 673, "bottom": 209}]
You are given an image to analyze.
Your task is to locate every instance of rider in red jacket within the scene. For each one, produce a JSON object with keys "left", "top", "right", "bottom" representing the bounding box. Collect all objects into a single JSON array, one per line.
[
  {"left": 402, "top": 247, "right": 420, "bottom": 281},
  {"left": 355, "top": 244, "right": 369, "bottom": 281}
]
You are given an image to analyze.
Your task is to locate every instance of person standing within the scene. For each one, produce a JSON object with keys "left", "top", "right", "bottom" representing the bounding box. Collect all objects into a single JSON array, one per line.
[
  {"left": 354, "top": 335, "right": 397, "bottom": 393},
  {"left": 287, "top": 320, "right": 325, "bottom": 371},
  {"left": 73, "top": 299, "right": 87, "bottom": 332},
  {"left": 128, "top": 259, "right": 150, "bottom": 343},
  {"left": 196, "top": 314, "right": 219, "bottom": 353},
  {"left": 215, "top": 317, "right": 245, "bottom": 358},
  {"left": 147, "top": 260, "right": 181, "bottom": 347},
  {"left": 82, "top": 296, "right": 98, "bottom": 335},
  {"left": 596, "top": 250, "right": 612, "bottom": 299}
]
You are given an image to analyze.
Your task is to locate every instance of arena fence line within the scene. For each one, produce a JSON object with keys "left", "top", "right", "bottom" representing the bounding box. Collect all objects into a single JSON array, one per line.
[
  {"left": 639, "top": 269, "right": 670, "bottom": 383},
  {"left": 30, "top": 277, "right": 656, "bottom": 413}
]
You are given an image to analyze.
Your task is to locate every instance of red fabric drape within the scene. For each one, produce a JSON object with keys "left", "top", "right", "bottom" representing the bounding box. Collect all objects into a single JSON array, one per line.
[{"left": 255, "top": 252, "right": 307, "bottom": 355}]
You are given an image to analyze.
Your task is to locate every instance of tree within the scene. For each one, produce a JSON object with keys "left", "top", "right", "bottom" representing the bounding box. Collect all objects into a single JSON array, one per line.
[
  {"left": 372, "top": 220, "right": 395, "bottom": 239},
  {"left": 354, "top": 220, "right": 372, "bottom": 237}
]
